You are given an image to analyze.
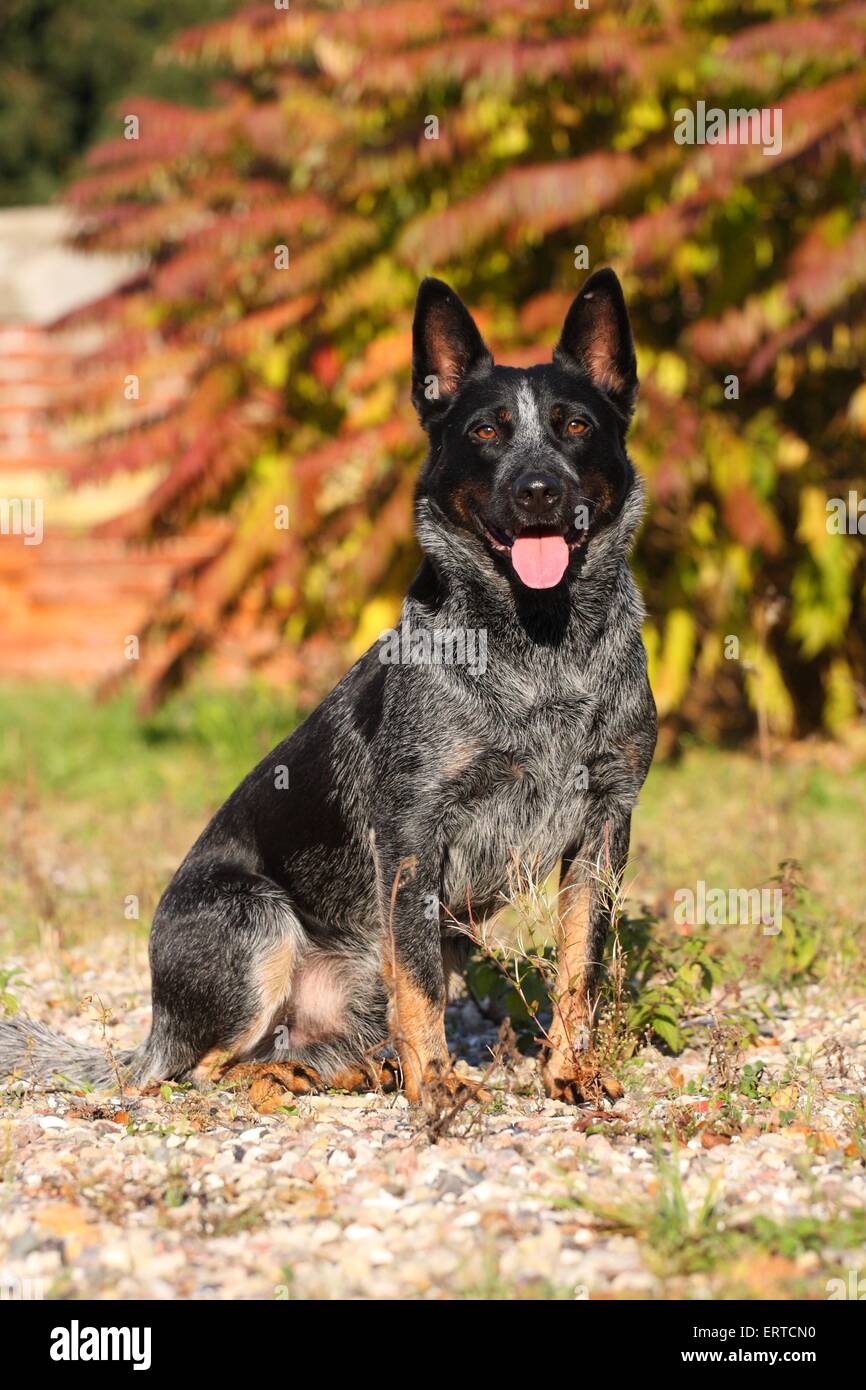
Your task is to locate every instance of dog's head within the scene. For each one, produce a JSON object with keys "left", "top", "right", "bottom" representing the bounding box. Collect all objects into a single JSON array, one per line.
[{"left": 412, "top": 269, "right": 639, "bottom": 594}]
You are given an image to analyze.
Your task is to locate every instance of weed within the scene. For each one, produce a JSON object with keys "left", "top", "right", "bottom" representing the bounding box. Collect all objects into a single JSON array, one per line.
[
  {"left": 561, "top": 1143, "right": 730, "bottom": 1276},
  {"left": 619, "top": 912, "right": 720, "bottom": 1053},
  {"left": 0, "top": 967, "right": 27, "bottom": 1017}
]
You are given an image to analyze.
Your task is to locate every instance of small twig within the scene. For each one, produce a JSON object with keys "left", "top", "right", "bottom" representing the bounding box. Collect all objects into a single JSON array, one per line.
[{"left": 81, "top": 993, "right": 125, "bottom": 1102}]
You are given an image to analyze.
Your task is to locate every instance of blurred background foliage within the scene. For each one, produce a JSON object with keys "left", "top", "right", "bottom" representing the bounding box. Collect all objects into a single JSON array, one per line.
[{"left": 54, "top": 0, "right": 866, "bottom": 738}]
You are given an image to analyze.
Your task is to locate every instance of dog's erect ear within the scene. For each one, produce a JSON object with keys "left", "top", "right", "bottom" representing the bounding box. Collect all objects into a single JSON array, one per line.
[
  {"left": 411, "top": 278, "right": 493, "bottom": 426},
  {"left": 554, "top": 268, "right": 638, "bottom": 419}
]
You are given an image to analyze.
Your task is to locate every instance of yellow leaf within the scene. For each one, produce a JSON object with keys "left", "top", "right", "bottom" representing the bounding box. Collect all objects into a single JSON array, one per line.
[
  {"left": 350, "top": 594, "right": 402, "bottom": 658},
  {"left": 796, "top": 486, "right": 832, "bottom": 556},
  {"left": 744, "top": 646, "right": 795, "bottom": 737},
  {"left": 809, "top": 1130, "right": 840, "bottom": 1153},
  {"left": 654, "top": 352, "right": 687, "bottom": 399},
  {"left": 825, "top": 658, "right": 859, "bottom": 735},
  {"left": 847, "top": 382, "right": 866, "bottom": 435},
  {"left": 728, "top": 1253, "right": 799, "bottom": 1295},
  {"left": 35, "top": 1203, "right": 98, "bottom": 1250},
  {"left": 649, "top": 609, "right": 695, "bottom": 718},
  {"left": 769, "top": 1085, "right": 798, "bottom": 1109}
]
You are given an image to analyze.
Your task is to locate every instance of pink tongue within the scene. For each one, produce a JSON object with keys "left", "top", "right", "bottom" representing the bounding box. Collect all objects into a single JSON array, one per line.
[{"left": 510, "top": 535, "right": 569, "bottom": 589}]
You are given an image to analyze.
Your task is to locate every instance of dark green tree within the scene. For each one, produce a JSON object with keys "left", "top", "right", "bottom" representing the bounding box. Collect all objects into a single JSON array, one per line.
[{"left": 0, "top": 0, "right": 236, "bottom": 205}]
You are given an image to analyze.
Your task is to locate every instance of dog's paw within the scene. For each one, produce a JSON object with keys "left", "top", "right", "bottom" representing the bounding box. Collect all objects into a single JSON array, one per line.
[
  {"left": 541, "top": 1054, "right": 623, "bottom": 1106},
  {"left": 220, "top": 1060, "right": 322, "bottom": 1100},
  {"left": 418, "top": 1066, "right": 491, "bottom": 1109},
  {"left": 338, "top": 1058, "right": 400, "bottom": 1094}
]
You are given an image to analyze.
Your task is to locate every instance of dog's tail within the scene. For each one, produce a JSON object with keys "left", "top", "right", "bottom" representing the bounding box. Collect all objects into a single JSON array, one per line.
[{"left": 0, "top": 1016, "right": 146, "bottom": 1089}]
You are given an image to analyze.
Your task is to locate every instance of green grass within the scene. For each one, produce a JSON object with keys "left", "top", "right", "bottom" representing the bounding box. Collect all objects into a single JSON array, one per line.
[
  {"left": 0, "top": 681, "right": 298, "bottom": 947},
  {"left": 635, "top": 742, "right": 866, "bottom": 931},
  {"left": 0, "top": 681, "right": 864, "bottom": 965},
  {"left": 0, "top": 681, "right": 297, "bottom": 811},
  {"left": 555, "top": 1146, "right": 866, "bottom": 1296}
]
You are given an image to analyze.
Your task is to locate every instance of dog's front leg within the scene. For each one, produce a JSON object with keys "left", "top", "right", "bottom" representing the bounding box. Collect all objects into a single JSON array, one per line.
[
  {"left": 375, "top": 846, "right": 482, "bottom": 1107},
  {"left": 376, "top": 850, "right": 448, "bottom": 1104},
  {"left": 542, "top": 815, "right": 631, "bottom": 1105}
]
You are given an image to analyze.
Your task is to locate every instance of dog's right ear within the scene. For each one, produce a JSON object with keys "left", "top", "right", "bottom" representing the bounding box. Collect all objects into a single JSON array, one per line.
[{"left": 411, "top": 278, "right": 493, "bottom": 427}]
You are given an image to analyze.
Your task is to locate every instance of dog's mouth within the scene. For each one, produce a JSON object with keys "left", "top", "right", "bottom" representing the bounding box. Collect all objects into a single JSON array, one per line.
[{"left": 476, "top": 515, "right": 589, "bottom": 589}]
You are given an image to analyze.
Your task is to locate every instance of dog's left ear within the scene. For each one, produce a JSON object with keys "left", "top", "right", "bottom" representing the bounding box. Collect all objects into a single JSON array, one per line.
[
  {"left": 554, "top": 268, "right": 638, "bottom": 419},
  {"left": 412, "top": 278, "right": 493, "bottom": 427}
]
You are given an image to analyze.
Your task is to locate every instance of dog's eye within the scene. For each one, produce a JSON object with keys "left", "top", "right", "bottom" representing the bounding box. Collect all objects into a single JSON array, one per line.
[
  {"left": 566, "top": 417, "right": 590, "bottom": 436},
  {"left": 472, "top": 424, "right": 498, "bottom": 442}
]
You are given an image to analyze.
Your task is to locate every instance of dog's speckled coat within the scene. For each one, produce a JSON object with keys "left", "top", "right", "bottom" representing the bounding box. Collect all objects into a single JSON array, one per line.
[{"left": 0, "top": 269, "right": 656, "bottom": 1104}]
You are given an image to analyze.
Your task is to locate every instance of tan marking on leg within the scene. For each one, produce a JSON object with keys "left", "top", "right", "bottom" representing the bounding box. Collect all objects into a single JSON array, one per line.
[
  {"left": 378, "top": 858, "right": 485, "bottom": 1106},
  {"left": 231, "top": 935, "right": 296, "bottom": 1057},
  {"left": 542, "top": 871, "right": 594, "bottom": 1102},
  {"left": 549, "top": 876, "right": 594, "bottom": 1054},
  {"left": 542, "top": 865, "right": 623, "bottom": 1104},
  {"left": 192, "top": 1047, "right": 232, "bottom": 1084},
  {"left": 381, "top": 965, "right": 488, "bottom": 1106},
  {"left": 382, "top": 955, "right": 449, "bottom": 1104},
  {"left": 257, "top": 936, "right": 297, "bottom": 1004}
]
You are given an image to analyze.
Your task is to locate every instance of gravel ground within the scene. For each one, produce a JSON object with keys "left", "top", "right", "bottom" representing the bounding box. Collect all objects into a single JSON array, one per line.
[{"left": 2, "top": 937, "right": 866, "bottom": 1301}]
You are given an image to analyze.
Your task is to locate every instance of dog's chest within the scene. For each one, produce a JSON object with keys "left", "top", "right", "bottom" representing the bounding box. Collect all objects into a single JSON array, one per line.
[{"left": 440, "top": 692, "right": 596, "bottom": 913}]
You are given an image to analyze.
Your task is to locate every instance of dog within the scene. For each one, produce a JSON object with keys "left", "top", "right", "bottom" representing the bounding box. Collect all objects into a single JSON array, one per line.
[{"left": 0, "top": 268, "right": 656, "bottom": 1106}]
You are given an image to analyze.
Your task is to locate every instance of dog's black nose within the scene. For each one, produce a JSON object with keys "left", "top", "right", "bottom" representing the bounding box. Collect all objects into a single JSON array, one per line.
[{"left": 512, "top": 471, "right": 563, "bottom": 517}]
